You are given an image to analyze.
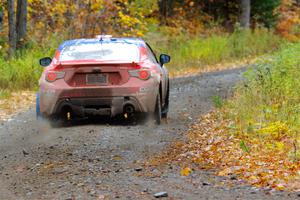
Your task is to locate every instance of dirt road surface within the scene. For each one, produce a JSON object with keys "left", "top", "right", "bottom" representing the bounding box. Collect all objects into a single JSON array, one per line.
[{"left": 0, "top": 68, "right": 298, "bottom": 200}]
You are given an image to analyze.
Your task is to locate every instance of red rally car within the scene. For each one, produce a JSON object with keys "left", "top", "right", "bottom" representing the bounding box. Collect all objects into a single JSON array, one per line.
[{"left": 36, "top": 36, "right": 171, "bottom": 124}]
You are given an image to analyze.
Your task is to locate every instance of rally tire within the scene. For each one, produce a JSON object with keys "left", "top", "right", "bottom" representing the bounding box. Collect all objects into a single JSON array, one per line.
[
  {"left": 36, "top": 93, "right": 43, "bottom": 120},
  {"left": 162, "top": 84, "right": 169, "bottom": 119},
  {"left": 154, "top": 93, "right": 162, "bottom": 125}
]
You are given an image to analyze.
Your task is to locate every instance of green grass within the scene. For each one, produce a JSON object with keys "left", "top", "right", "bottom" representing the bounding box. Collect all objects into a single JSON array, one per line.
[
  {"left": 0, "top": 35, "right": 62, "bottom": 91},
  {"left": 146, "top": 28, "right": 284, "bottom": 75},
  {"left": 0, "top": 89, "right": 11, "bottom": 99},
  {"left": 225, "top": 42, "right": 300, "bottom": 151},
  {"left": 0, "top": 28, "right": 284, "bottom": 92},
  {"left": 212, "top": 95, "right": 224, "bottom": 109}
]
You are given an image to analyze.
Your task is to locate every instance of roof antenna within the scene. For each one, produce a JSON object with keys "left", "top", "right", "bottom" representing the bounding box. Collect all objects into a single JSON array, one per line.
[
  {"left": 96, "top": 34, "right": 112, "bottom": 41},
  {"left": 100, "top": 29, "right": 104, "bottom": 41}
]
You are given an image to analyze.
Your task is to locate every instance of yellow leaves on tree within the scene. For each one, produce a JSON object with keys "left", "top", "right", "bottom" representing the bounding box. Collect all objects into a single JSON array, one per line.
[
  {"left": 276, "top": 0, "right": 300, "bottom": 41},
  {"left": 169, "top": 0, "right": 206, "bottom": 35},
  {"left": 90, "top": 0, "right": 104, "bottom": 11},
  {"left": 117, "top": 6, "right": 147, "bottom": 37},
  {"left": 20, "top": 0, "right": 158, "bottom": 41}
]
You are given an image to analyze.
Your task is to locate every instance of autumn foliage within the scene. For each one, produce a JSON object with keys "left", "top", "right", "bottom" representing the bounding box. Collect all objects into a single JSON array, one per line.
[
  {"left": 276, "top": 0, "right": 300, "bottom": 41},
  {"left": 0, "top": 0, "right": 299, "bottom": 43},
  {"left": 27, "top": 0, "right": 156, "bottom": 39},
  {"left": 179, "top": 112, "right": 300, "bottom": 191}
]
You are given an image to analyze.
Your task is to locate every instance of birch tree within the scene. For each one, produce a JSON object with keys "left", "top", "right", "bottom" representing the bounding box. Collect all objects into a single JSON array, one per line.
[{"left": 240, "top": 0, "right": 251, "bottom": 28}]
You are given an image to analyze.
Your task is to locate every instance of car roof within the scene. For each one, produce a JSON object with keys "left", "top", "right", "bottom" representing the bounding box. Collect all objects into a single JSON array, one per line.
[{"left": 58, "top": 38, "right": 146, "bottom": 51}]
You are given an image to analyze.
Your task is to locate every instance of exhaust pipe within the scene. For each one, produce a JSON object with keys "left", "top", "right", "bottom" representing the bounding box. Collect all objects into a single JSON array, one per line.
[
  {"left": 60, "top": 105, "right": 73, "bottom": 121},
  {"left": 124, "top": 104, "right": 135, "bottom": 118},
  {"left": 124, "top": 104, "right": 134, "bottom": 114}
]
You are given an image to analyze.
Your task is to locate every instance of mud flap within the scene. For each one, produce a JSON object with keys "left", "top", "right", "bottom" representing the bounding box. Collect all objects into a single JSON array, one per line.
[
  {"left": 154, "top": 93, "right": 162, "bottom": 125},
  {"left": 36, "top": 93, "right": 42, "bottom": 120}
]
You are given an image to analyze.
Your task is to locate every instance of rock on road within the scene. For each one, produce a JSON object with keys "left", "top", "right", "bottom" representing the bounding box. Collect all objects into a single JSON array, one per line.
[{"left": 0, "top": 68, "right": 297, "bottom": 199}]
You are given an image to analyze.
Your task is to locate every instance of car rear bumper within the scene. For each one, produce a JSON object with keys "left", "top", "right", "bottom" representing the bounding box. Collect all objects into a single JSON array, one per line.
[
  {"left": 53, "top": 96, "right": 143, "bottom": 117},
  {"left": 39, "top": 79, "right": 159, "bottom": 117}
]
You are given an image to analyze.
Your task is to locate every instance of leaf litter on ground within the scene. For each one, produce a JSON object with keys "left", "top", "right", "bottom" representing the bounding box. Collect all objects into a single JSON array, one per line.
[
  {"left": 145, "top": 111, "right": 300, "bottom": 192},
  {"left": 0, "top": 91, "right": 35, "bottom": 121}
]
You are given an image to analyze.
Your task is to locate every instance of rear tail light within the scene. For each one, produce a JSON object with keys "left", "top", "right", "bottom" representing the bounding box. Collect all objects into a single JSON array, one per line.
[
  {"left": 129, "top": 69, "right": 151, "bottom": 80},
  {"left": 45, "top": 71, "right": 65, "bottom": 82},
  {"left": 138, "top": 70, "right": 151, "bottom": 80}
]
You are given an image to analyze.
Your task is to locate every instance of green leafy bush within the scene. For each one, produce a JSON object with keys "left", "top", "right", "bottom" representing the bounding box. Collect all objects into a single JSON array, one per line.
[{"left": 226, "top": 42, "right": 300, "bottom": 149}]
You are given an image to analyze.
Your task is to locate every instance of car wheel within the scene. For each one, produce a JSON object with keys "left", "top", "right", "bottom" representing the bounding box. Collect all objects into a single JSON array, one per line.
[
  {"left": 162, "top": 84, "right": 169, "bottom": 119},
  {"left": 154, "top": 93, "right": 162, "bottom": 125},
  {"left": 36, "top": 93, "right": 43, "bottom": 120}
]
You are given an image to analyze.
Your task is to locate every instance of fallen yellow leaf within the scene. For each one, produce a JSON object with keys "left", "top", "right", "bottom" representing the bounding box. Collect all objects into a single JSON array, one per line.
[
  {"left": 276, "top": 184, "right": 285, "bottom": 191},
  {"left": 181, "top": 167, "right": 192, "bottom": 176},
  {"left": 218, "top": 167, "right": 232, "bottom": 176}
]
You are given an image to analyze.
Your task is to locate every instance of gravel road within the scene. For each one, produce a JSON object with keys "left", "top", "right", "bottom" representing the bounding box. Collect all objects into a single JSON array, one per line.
[{"left": 0, "top": 68, "right": 298, "bottom": 200}]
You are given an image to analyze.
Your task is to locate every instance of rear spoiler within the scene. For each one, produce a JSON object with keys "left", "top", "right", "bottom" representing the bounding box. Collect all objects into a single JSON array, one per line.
[{"left": 57, "top": 61, "right": 141, "bottom": 68}]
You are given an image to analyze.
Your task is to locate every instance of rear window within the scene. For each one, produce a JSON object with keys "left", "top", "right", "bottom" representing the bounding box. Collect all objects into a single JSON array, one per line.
[{"left": 59, "top": 42, "right": 140, "bottom": 62}]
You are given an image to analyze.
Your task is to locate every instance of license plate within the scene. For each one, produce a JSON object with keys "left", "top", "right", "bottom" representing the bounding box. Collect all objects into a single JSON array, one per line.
[{"left": 86, "top": 74, "right": 107, "bottom": 85}]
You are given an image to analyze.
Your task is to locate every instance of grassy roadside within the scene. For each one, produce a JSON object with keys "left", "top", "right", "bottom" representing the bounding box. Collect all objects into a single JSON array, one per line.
[
  {"left": 155, "top": 42, "right": 300, "bottom": 192},
  {"left": 147, "top": 28, "right": 283, "bottom": 77},
  {"left": 0, "top": 91, "right": 35, "bottom": 121},
  {"left": 0, "top": 35, "right": 62, "bottom": 94}
]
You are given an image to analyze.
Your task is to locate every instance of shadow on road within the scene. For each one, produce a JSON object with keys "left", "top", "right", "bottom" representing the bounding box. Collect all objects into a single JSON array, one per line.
[{"left": 50, "top": 114, "right": 155, "bottom": 128}]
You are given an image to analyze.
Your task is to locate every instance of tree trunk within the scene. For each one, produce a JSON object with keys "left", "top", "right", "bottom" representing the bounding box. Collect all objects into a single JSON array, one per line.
[
  {"left": 240, "top": 0, "right": 251, "bottom": 28},
  {"left": 16, "top": 0, "right": 27, "bottom": 45},
  {"left": 0, "top": 10, "right": 3, "bottom": 31},
  {"left": 8, "top": 0, "right": 17, "bottom": 57},
  {"left": 158, "top": 0, "right": 173, "bottom": 25}
]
